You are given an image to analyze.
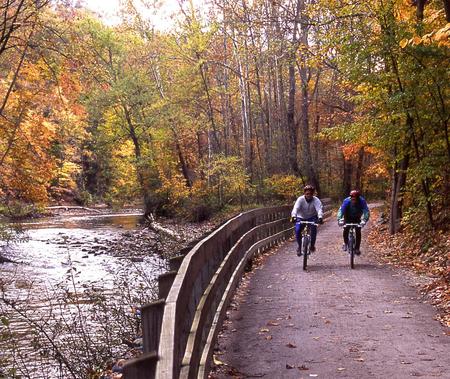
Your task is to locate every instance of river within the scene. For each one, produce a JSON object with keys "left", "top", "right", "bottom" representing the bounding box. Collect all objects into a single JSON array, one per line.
[
  {"left": 0, "top": 210, "right": 170, "bottom": 378},
  {"left": 1, "top": 211, "right": 168, "bottom": 291}
]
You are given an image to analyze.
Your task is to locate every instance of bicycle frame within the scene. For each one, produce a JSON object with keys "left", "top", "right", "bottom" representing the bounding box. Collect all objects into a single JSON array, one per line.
[
  {"left": 295, "top": 220, "right": 318, "bottom": 270},
  {"left": 342, "top": 223, "right": 362, "bottom": 269}
]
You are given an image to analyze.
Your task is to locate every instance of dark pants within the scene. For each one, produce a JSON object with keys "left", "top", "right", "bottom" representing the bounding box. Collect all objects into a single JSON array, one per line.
[
  {"left": 295, "top": 216, "right": 318, "bottom": 248},
  {"left": 343, "top": 225, "right": 361, "bottom": 249}
]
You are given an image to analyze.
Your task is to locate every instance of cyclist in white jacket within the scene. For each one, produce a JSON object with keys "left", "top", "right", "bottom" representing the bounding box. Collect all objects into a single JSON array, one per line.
[{"left": 290, "top": 185, "right": 324, "bottom": 254}]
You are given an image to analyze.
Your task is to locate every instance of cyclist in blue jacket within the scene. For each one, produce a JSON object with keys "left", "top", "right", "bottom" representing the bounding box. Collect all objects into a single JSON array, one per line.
[{"left": 337, "top": 190, "right": 370, "bottom": 255}]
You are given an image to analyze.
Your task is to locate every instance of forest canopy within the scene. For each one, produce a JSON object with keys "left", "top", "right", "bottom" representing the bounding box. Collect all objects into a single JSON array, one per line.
[{"left": 0, "top": 0, "right": 448, "bottom": 231}]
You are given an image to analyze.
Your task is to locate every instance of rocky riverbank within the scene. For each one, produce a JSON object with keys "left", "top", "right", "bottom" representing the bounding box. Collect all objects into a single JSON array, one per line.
[{"left": 1, "top": 207, "right": 235, "bottom": 379}]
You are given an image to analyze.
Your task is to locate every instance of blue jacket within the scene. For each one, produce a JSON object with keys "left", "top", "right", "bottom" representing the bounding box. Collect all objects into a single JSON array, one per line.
[{"left": 337, "top": 196, "right": 370, "bottom": 222}]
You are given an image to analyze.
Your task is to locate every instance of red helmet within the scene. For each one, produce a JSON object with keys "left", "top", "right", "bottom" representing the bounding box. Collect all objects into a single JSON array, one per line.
[
  {"left": 350, "top": 190, "right": 360, "bottom": 198},
  {"left": 304, "top": 184, "right": 315, "bottom": 193}
]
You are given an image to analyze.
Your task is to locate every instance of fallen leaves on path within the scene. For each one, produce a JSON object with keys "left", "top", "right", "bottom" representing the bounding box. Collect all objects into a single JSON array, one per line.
[
  {"left": 367, "top": 208, "right": 449, "bottom": 327},
  {"left": 213, "top": 355, "right": 226, "bottom": 366}
]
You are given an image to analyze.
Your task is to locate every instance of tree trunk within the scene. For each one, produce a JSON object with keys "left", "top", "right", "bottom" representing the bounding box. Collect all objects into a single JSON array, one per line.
[
  {"left": 389, "top": 142, "right": 410, "bottom": 234},
  {"left": 342, "top": 153, "right": 352, "bottom": 199},
  {"left": 355, "top": 147, "right": 365, "bottom": 191},
  {"left": 197, "top": 55, "right": 221, "bottom": 153},
  {"left": 286, "top": 0, "right": 302, "bottom": 176},
  {"left": 273, "top": 0, "right": 289, "bottom": 173},
  {"left": 175, "top": 139, "right": 193, "bottom": 188},
  {"left": 414, "top": 0, "right": 428, "bottom": 21},
  {"left": 298, "top": 0, "right": 320, "bottom": 191},
  {"left": 0, "top": 25, "right": 33, "bottom": 117},
  {"left": 444, "top": 0, "right": 450, "bottom": 22},
  {"left": 122, "top": 105, "right": 155, "bottom": 215},
  {"left": 231, "top": 26, "right": 251, "bottom": 173},
  {"left": 287, "top": 64, "right": 300, "bottom": 175}
]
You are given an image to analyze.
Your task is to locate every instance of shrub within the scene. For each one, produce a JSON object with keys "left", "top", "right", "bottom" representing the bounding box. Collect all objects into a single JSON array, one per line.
[{"left": 263, "top": 174, "right": 304, "bottom": 202}]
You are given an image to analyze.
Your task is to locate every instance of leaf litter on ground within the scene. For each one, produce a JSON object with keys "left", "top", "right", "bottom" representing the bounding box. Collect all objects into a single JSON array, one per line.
[{"left": 367, "top": 208, "right": 449, "bottom": 327}]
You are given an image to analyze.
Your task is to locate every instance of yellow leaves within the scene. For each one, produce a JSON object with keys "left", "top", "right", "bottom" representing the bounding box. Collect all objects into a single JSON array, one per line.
[
  {"left": 156, "top": 170, "right": 191, "bottom": 205},
  {"left": 435, "top": 23, "right": 450, "bottom": 41},
  {"left": 263, "top": 175, "right": 303, "bottom": 201},
  {"left": 56, "top": 162, "right": 82, "bottom": 190},
  {"left": 399, "top": 23, "right": 450, "bottom": 48},
  {"left": 212, "top": 355, "right": 226, "bottom": 366},
  {"left": 424, "top": 9, "right": 445, "bottom": 24},
  {"left": 395, "top": 0, "right": 415, "bottom": 22}
]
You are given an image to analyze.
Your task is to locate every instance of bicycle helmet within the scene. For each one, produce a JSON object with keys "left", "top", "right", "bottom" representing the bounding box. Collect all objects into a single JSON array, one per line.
[
  {"left": 304, "top": 184, "right": 315, "bottom": 192},
  {"left": 350, "top": 189, "right": 360, "bottom": 198}
]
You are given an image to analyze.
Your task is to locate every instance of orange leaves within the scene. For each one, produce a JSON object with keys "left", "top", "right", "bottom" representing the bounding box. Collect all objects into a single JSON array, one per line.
[
  {"left": 365, "top": 161, "right": 389, "bottom": 179},
  {"left": 0, "top": 121, "right": 56, "bottom": 203},
  {"left": 341, "top": 144, "right": 361, "bottom": 161},
  {"left": 0, "top": 51, "right": 88, "bottom": 205}
]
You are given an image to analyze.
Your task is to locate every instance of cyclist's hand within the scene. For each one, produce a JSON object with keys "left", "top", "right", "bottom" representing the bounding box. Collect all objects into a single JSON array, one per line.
[
  {"left": 338, "top": 219, "right": 344, "bottom": 227},
  {"left": 360, "top": 220, "right": 366, "bottom": 227},
  {"left": 289, "top": 216, "right": 296, "bottom": 223},
  {"left": 318, "top": 218, "right": 323, "bottom": 225}
]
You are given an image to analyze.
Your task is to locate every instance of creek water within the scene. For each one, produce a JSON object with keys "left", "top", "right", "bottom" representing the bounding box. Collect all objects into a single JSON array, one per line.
[
  {"left": 0, "top": 211, "right": 169, "bottom": 378},
  {"left": 1, "top": 211, "right": 168, "bottom": 291}
]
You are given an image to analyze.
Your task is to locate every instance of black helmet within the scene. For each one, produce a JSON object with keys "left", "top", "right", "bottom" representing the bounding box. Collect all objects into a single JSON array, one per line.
[{"left": 304, "top": 184, "right": 315, "bottom": 192}]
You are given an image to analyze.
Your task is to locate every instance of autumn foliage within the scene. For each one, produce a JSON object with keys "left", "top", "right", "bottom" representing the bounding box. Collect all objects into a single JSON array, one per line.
[{"left": 0, "top": 0, "right": 448, "bottom": 232}]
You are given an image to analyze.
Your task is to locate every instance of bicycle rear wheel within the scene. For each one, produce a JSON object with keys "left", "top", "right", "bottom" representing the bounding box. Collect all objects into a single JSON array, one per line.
[
  {"left": 302, "top": 235, "right": 309, "bottom": 270},
  {"left": 349, "top": 233, "right": 355, "bottom": 269}
]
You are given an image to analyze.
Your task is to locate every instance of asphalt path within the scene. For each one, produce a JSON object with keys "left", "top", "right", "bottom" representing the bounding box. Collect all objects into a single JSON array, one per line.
[{"left": 212, "top": 216, "right": 450, "bottom": 378}]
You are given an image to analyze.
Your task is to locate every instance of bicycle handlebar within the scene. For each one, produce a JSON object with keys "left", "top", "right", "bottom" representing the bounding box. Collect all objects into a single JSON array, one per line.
[{"left": 295, "top": 220, "right": 319, "bottom": 226}]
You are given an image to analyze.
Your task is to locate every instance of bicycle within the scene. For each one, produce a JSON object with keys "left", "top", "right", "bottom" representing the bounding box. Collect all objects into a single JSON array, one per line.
[
  {"left": 295, "top": 219, "right": 318, "bottom": 270},
  {"left": 341, "top": 223, "right": 364, "bottom": 269}
]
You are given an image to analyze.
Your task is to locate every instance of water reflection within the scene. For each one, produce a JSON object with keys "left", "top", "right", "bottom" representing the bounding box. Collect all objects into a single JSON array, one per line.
[
  {"left": 2, "top": 212, "right": 167, "bottom": 291},
  {"left": 18, "top": 212, "right": 144, "bottom": 230}
]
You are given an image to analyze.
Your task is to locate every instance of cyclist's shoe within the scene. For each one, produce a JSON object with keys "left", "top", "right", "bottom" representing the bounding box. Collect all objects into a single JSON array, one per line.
[
  {"left": 296, "top": 246, "right": 302, "bottom": 256},
  {"left": 310, "top": 245, "right": 316, "bottom": 253},
  {"left": 355, "top": 249, "right": 361, "bottom": 255},
  {"left": 342, "top": 243, "right": 347, "bottom": 252}
]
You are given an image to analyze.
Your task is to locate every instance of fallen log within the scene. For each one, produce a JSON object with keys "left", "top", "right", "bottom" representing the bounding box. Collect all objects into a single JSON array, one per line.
[
  {"left": 46, "top": 206, "right": 102, "bottom": 214},
  {"left": 0, "top": 255, "right": 16, "bottom": 264},
  {"left": 145, "top": 214, "right": 181, "bottom": 240}
]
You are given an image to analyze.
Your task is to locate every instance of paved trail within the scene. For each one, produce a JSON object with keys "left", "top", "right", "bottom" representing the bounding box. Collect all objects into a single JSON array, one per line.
[{"left": 213, "top": 217, "right": 449, "bottom": 378}]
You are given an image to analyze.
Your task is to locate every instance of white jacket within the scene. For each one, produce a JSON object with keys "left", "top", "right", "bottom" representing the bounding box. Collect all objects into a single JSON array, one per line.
[{"left": 291, "top": 196, "right": 323, "bottom": 219}]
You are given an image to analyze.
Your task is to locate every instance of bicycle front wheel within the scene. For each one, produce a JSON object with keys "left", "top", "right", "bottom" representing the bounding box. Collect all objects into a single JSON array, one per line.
[
  {"left": 302, "top": 235, "right": 309, "bottom": 270},
  {"left": 349, "top": 234, "right": 355, "bottom": 269}
]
